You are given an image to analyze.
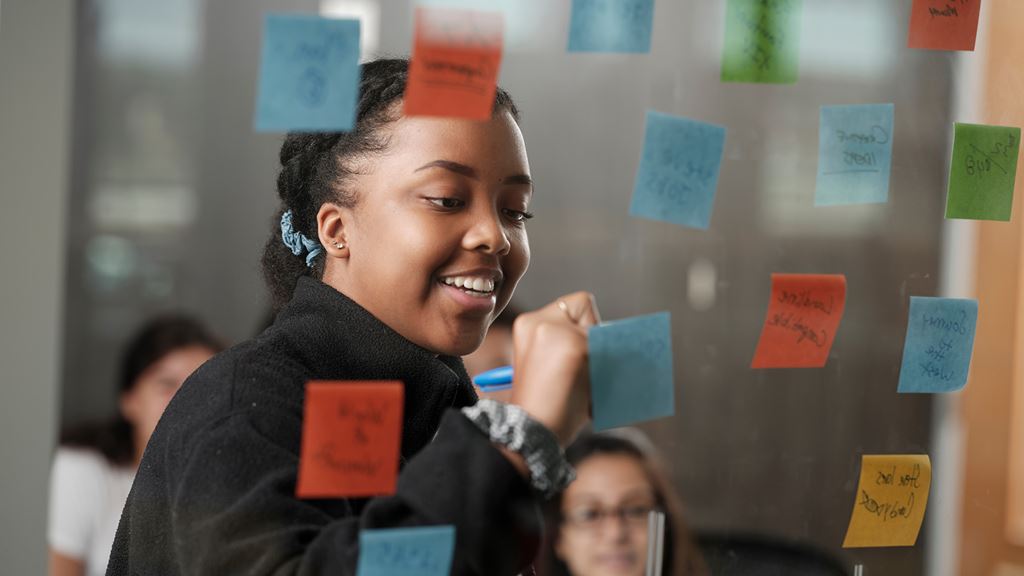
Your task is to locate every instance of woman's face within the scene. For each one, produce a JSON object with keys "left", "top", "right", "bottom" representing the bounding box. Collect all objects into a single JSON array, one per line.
[
  {"left": 120, "top": 345, "right": 215, "bottom": 450},
  {"left": 323, "top": 108, "right": 532, "bottom": 356},
  {"left": 556, "top": 454, "right": 658, "bottom": 576}
]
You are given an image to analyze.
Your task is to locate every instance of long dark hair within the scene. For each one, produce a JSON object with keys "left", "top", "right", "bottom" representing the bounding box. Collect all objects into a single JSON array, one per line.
[
  {"left": 541, "top": 430, "right": 708, "bottom": 576},
  {"left": 260, "top": 57, "right": 521, "bottom": 310},
  {"left": 60, "top": 314, "right": 224, "bottom": 466}
]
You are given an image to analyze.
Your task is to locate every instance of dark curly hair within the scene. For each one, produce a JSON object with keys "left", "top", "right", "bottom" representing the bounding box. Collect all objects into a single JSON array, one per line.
[{"left": 261, "top": 57, "right": 521, "bottom": 309}]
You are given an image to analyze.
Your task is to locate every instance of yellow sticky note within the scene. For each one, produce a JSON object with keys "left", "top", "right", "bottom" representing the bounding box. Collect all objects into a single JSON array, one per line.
[{"left": 842, "top": 455, "right": 931, "bottom": 548}]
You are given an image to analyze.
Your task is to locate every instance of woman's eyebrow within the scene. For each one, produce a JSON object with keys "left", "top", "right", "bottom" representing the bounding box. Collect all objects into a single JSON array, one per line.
[
  {"left": 500, "top": 174, "right": 533, "bottom": 188},
  {"left": 413, "top": 160, "right": 533, "bottom": 189},
  {"left": 414, "top": 160, "right": 479, "bottom": 179}
]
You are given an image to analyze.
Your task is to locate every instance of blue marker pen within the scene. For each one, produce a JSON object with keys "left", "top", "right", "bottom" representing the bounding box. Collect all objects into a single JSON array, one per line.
[{"left": 472, "top": 365, "right": 513, "bottom": 392}]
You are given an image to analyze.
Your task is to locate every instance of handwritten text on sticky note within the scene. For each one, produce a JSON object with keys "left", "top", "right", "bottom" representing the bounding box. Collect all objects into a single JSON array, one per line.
[
  {"left": 297, "top": 381, "right": 403, "bottom": 499},
  {"left": 357, "top": 526, "right": 455, "bottom": 576},
  {"left": 946, "top": 123, "right": 1020, "bottom": 221},
  {"left": 404, "top": 7, "right": 504, "bottom": 120},
  {"left": 589, "top": 312, "right": 674, "bottom": 431},
  {"left": 897, "top": 297, "right": 978, "bottom": 393},
  {"left": 815, "top": 104, "right": 895, "bottom": 206},
  {"left": 630, "top": 111, "right": 726, "bottom": 230},
  {"left": 721, "top": 0, "right": 802, "bottom": 84},
  {"left": 567, "top": 0, "right": 655, "bottom": 53},
  {"left": 751, "top": 274, "right": 847, "bottom": 368},
  {"left": 907, "top": 0, "right": 982, "bottom": 51},
  {"left": 254, "top": 14, "right": 360, "bottom": 132},
  {"left": 843, "top": 455, "right": 931, "bottom": 548}
]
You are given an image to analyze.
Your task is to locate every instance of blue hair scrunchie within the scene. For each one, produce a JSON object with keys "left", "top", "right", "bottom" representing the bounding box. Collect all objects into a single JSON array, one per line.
[{"left": 280, "top": 210, "right": 323, "bottom": 268}]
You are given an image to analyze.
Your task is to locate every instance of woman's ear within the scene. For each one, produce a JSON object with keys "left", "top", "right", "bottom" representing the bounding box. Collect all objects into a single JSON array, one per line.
[{"left": 317, "top": 202, "right": 350, "bottom": 260}]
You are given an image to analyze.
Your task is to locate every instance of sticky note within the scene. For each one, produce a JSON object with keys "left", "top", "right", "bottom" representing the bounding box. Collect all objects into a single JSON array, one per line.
[
  {"left": 897, "top": 297, "right": 978, "bottom": 393},
  {"left": 630, "top": 111, "right": 726, "bottom": 230},
  {"left": 567, "top": 0, "right": 655, "bottom": 53},
  {"left": 589, "top": 311, "right": 674, "bottom": 431},
  {"left": 751, "top": 274, "right": 847, "bottom": 369},
  {"left": 843, "top": 455, "right": 931, "bottom": 548},
  {"left": 357, "top": 526, "right": 455, "bottom": 576},
  {"left": 907, "top": 0, "right": 982, "bottom": 51},
  {"left": 815, "top": 104, "right": 895, "bottom": 206},
  {"left": 296, "top": 381, "right": 403, "bottom": 499},
  {"left": 945, "top": 123, "right": 1020, "bottom": 221},
  {"left": 254, "top": 14, "right": 360, "bottom": 132},
  {"left": 404, "top": 7, "right": 504, "bottom": 120},
  {"left": 721, "top": 0, "right": 802, "bottom": 84}
]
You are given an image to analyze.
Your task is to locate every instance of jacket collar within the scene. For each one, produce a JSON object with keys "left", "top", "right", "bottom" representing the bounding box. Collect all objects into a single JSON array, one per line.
[{"left": 275, "top": 276, "right": 478, "bottom": 458}]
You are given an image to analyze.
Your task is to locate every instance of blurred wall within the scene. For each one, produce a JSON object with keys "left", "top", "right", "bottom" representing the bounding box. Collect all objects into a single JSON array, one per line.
[
  {"left": 960, "top": 0, "right": 1024, "bottom": 574},
  {"left": 0, "top": 0, "right": 74, "bottom": 573}
]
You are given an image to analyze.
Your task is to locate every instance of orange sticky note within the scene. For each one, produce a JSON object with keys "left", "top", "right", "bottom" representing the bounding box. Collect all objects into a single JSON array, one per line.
[
  {"left": 296, "top": 381, "right": 403, "bottom": 499},
  {"left": 907, "top": 0, "right": 982, "bottom": 51},
  {"left": 751, "top": 273, "right": 847, "bottom": 368},
  {"left": 843, "top": 455, "right": 932, "bottom": 548},
  {"left": 404, "top": 7, "right": 504, "bottom": 120}
]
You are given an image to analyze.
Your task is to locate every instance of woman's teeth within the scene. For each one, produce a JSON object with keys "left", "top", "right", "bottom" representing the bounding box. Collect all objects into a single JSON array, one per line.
[{"left": 441, "top": 276, "right": 495, "bottom": 295}]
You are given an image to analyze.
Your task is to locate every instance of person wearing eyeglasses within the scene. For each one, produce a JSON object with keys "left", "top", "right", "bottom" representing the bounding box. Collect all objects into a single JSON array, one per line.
[{"left": 543, "top": 430, "right": 707, "bottom": 576}]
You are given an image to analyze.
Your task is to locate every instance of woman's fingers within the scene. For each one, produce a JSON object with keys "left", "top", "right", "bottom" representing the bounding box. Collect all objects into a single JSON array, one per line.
[
  {"left": 511, "top": 291, "right": 598, "bottom": 362},
  {"left": 558, "top": 291, "right": 601, "bottom": 328},
  {"left": 507, "top": 292, "right": 600, "bottom": 445}
]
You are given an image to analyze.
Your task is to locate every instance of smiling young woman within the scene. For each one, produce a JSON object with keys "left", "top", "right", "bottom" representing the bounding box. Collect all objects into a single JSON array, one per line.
[{"left": 106, "top": 58, "right": 600, "bottom": 576}]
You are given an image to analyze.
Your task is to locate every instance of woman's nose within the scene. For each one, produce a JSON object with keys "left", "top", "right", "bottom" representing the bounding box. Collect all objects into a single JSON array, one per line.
[{"left": 465, "top": 207, "right": 511, "bottom": 256}]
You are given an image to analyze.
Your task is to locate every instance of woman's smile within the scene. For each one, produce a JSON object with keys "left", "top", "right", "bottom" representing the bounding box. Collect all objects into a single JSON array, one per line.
[{"left": 437, "top": 267, "right": 503, "bottom": 313}]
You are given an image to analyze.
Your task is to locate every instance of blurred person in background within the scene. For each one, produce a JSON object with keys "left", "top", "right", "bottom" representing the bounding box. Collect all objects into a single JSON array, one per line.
[
  {"left": 543, "top": 429, "right": 707, "bottom": 576},
  {"left": 48, "top": 315, "right": 223, "bottom": 576}
]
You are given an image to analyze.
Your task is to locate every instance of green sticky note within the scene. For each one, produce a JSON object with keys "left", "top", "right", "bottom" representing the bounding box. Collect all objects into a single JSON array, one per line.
[
  {"left": 721, "top": 0, "right": 802, "bottom": 84},
  {"left": 946, "top": 123, "right": 1021, "bottom": 221}
]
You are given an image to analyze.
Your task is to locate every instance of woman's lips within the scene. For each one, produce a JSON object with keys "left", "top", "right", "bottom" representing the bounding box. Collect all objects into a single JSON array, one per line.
[
  {"left": 594, "top": 552, "right": 638, "bottom": 571},
  {"left": 437, "top": 279, "right": 496, "bottom": 312}
]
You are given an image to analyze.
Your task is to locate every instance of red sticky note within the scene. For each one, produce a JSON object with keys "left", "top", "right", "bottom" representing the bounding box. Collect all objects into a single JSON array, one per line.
[
  {"left": 296, "top": 381, "right": 404, "bottom": 499},
  {"left": 404, "top": 7, "right": 504, "bottom": 120},
  {"left": 907, "top": 0, "right": 982, "bottom": 51},
  {"left": 751, "top": 274, "right": 847, "bottom": 369}
]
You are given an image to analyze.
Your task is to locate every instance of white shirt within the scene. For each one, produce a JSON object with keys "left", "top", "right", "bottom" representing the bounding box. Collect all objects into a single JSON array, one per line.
[{"left": 48, "top": 447, "right": 135, "bottom": 576}]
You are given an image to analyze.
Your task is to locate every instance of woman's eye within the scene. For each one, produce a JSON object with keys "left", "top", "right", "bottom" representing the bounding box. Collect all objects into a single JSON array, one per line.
[
  {"left": 503, "top": 209, "right": 534, "bottom": 223},
  {"left": 427, "top": 197, "right": 465, "bottom": 210},
  {"left": 623, "top": 506, "right": 654, "bottom": 521},
  {"left": 570, "top": 508, "right": 600, "bottom": 524},
  {"left": 155, "top": 378, "right": 180, "bottom": 392}
]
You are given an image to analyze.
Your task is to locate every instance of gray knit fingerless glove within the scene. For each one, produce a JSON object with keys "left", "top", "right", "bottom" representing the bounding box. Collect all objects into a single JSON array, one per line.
[{"left": 461, "top": 399, "right": 575, "bottom": 499}]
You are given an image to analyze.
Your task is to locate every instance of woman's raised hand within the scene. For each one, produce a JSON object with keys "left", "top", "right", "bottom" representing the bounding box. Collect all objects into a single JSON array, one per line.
[{"left": 509, "top": 291, "right": 601, "bottom": 447}]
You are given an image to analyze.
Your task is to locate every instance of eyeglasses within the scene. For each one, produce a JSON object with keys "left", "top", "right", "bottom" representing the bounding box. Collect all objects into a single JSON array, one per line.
[{"left": 562, "top": 505, "right": 659, "bottom": 531}]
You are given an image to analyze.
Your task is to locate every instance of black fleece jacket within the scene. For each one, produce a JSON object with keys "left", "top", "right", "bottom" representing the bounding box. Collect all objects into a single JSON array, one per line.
[{"left": 106, "top": 277, "right": 542, "bottom": 575}]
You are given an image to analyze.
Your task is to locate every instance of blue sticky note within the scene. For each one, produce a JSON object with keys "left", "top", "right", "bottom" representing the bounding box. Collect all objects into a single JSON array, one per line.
[
  {"left": 630, "top": 111, "right": 726, "bottom": 230},
  {"left": 357, "top": 526, "right": 455, "bottom": 576},
  {"left": 815, "top": 104, "right": 895, "bottom": 206},
  {"left": 255, "top": 14, "right": 360, "bottom": 132},
  {"left": 568, "top": 0, "right": 655, "bottom": 53},
  {"left": 589, "top": 311, "right": 674, "bottom": 431},
  {"left": 897, "top": 297, "right": 978, "bottom": 393}
]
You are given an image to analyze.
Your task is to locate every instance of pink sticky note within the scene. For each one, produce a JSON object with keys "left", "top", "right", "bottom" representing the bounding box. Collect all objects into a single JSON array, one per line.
[
  {"left": 908, "top": 0, "right": 982, "bottom": 51},
  {"left": 297, "top": 381, "right": 403, "bottom": 499},
  {"left": 751, "top": 274, "right": 847, "bottom": 368},
  {"left": 404, "top": 7, "right": 504, "bottom": 120}
]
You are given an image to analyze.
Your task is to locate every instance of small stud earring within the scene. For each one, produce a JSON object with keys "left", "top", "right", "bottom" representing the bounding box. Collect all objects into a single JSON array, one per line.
[{"left": 333, "top": 241, "right": 345, "bottom": 249}]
